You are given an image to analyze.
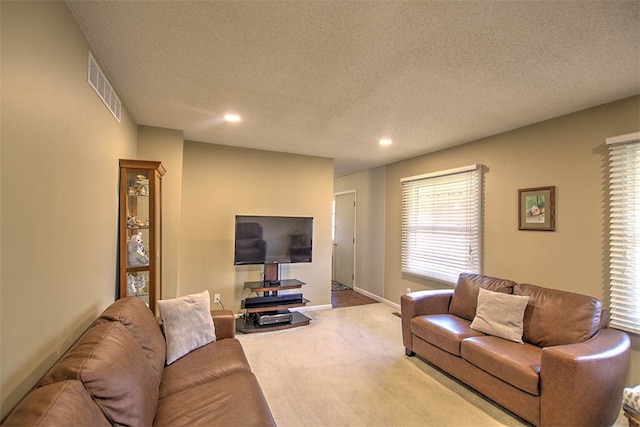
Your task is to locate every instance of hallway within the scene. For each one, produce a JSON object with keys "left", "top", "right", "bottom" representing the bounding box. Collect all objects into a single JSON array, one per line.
[{"left": 331, "top": 288, "right": 378, "bottom": 308}]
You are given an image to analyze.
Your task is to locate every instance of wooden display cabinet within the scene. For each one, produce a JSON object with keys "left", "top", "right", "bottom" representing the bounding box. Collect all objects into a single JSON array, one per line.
[{"left": 118, "top": 159, "right": 166, "bottom": 313}]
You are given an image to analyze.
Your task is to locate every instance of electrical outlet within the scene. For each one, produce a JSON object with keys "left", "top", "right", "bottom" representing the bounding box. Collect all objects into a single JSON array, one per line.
[
  {"left": 214, "top": 293, "right": 221, "bottom": 303},
  {"left": 406, "top": 288, "right": 411, "bottom": 294}
]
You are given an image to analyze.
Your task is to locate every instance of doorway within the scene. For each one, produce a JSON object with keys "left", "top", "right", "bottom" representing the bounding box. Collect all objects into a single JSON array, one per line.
[{"left": 333, "top": 191, "right": 356, "bottom": 290}]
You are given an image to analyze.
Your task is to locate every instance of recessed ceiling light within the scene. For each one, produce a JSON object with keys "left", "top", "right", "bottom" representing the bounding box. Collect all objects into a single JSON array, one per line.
[
  {"left": 223, "top": 113, "right": 241, "bottom": 123},
  {"left": 379, "top": 138, "right": 393, "bottom": 146}
]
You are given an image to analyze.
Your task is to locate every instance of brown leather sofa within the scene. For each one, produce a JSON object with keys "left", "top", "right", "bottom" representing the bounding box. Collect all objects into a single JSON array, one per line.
[
  {"left": 401, "top": 273, "right": 630, "bottom": 427},
  {"left": 1, "top": 297, "right": 275, "bottom": 426}
]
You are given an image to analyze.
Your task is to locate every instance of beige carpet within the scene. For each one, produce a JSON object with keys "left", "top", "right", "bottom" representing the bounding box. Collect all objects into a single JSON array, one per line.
[{"left": 237, "top": 303, "right": 628, "bottom": 427}]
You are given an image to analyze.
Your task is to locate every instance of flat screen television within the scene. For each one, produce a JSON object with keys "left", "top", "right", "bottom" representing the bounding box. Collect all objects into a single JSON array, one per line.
[{"left": 234, "top": 215, "right": 313, "bottom": 265}]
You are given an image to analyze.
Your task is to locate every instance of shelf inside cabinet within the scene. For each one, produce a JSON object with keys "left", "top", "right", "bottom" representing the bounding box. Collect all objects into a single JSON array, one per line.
[{"left": 126, "top": 266, "right": 150, "bottom": 272}]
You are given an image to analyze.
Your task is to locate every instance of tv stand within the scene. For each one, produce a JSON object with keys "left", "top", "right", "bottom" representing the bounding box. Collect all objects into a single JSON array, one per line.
[{"left": 237, "top": 279, "right": 310, "bottom": 333}]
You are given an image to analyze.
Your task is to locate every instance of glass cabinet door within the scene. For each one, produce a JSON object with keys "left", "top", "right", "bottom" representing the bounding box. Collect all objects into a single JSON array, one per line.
[{"left": 118, "top": 160, "right": 165, "bottom": 313}]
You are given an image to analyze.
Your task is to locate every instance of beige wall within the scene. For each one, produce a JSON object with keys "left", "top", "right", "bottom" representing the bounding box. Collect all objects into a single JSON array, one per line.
[
  {"left": 334, "top": 167, "right": 386, "bottom": 298},
  {"left": 2, "top": 0, "right": 639, "bottom": 417},
  {"left": 178, "top": 141, "right": 334, "bottom": 312},
  {"left": 0, "top": 1, "right": 138, "bottom": 417},
  {"left": 383, "top": 95, "right": 640, "bottom": 385},
  {"left": 138, "top": 126, "right": 184, "bottom": 299}
]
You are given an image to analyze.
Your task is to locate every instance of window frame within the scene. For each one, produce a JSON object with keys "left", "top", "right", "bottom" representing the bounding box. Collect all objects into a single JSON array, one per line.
[
  {"left": 607, "top": 131, "right": 640, "bottom": 334},
  {"left": 400, "top": 164, "right": 483, "bottom": 285}
]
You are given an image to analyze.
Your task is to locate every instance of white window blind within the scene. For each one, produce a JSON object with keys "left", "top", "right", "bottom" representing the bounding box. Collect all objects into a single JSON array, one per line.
[
  {"left": 607, "top": 131, "right": 640, "bottom": 334},
  {"left": 401, "top": 165, "right": 482, "bottom": 284}
]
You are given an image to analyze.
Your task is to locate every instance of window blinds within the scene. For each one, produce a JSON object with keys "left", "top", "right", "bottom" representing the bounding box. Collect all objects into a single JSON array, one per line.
[
  {"left": 401, "top": 165, "right": 482, "bottom": 284},
  {"left": 607, "top": 132, "right": 640, "bottom": 334}
]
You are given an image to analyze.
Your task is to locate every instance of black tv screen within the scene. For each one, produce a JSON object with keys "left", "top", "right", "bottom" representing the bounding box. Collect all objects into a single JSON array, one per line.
[{"left": 234, "top": 215, "right": 313, "bottom": 265}]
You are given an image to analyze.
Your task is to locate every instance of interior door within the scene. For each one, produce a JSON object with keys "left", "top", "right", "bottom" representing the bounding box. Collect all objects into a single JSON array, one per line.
[{"left": 333, "top": 191, "right": 355, "bottom": 288}]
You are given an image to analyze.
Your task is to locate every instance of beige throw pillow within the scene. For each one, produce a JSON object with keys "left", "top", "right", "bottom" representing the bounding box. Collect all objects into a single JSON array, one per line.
[
  {"left": 157, "top": 290, "right": 216, "bottom": 365},
  {"left": 470, "top": 288, "right": 530, "bottom": 343}
]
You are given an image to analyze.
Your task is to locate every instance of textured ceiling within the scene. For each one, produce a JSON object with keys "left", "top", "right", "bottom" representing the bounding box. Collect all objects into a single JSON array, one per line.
[{"left": 66, "top": 1, "right": 640, "bottom": 177}]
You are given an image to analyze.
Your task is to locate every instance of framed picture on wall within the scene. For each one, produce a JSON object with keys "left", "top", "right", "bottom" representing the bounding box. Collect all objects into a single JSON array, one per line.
[{"left": 518, "top": 186, "right": 556, "bottom": 231}]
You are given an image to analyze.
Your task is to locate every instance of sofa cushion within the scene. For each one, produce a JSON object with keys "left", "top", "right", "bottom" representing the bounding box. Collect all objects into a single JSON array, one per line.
[
  {"left": 2, "top": 380, "right": 111, "bottom": 427},
  {"left": 38, "top": 322, "right": 159, "bottom": 426},
  {"left": 155, "top": 372, "right": 275, "bottom": 427},
  {"left": 94, "top": 296, "right": 166, "bottom": 382},
  {"left": 158, "top": 290, "right": 217, "bottom": 365},
  {"left": 461, "top": 336, "right": 542, "bottom": 396},
  {"left": 159, "top": 338, "right": 252, "bottom": 399},
  {"left": 411, "top": 314, "right": 485, "bottom": 356},
  {"left": 449, "top": 273, "right": 516, "bottom": 321},
  {"left": 514, "top": 283, "right": 603, "bottom": 346},
  {"left": 470, "top": 288, "right": 530, "bottom": 343}
]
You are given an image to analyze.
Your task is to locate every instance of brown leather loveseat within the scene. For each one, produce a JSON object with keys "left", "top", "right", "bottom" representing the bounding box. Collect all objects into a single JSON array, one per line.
[
  {"left": 1, "top": 297, "right": 275, "bottom": 426},
  {"left": 401, "top": 273, "right": 630, "bottom": 427}
]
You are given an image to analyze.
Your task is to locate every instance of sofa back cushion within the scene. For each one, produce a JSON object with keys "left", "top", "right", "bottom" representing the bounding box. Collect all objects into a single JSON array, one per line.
[
  {"left": 94, "top": 296, "right": 166, "bottom": 381},
  {"left": 38, "top": 322, "right": 159, "bottom": 426},
  {"left": 514, "top": 283, "right": 603, "bottom": 346},
  {"left": 449, "top": 273, "right": 517, "bottom": 321},
  {"left": 2, "top": 380, "right": 111, "bottom": 427}
]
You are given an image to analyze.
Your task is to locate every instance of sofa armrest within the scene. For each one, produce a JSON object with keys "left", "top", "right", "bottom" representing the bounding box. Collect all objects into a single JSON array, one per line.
[
  {"left": 540, "top": 328, "right": 630, "bottom": 427},
  {"left": 211, "top": 310, "right": 236, "bottom": 339},
  {"left": 400, "top": 289, "right": 453, "bottom": 353}
]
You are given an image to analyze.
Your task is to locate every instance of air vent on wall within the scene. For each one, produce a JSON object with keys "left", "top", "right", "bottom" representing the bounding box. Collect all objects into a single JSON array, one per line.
[{"left": 87, "top": 52, "right": 121, "bottom": 123}]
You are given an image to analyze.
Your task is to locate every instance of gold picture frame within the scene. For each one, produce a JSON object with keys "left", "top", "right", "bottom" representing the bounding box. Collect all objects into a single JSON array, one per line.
[{"left": 518, "top": 186, "right": 556, "bottom": 231}]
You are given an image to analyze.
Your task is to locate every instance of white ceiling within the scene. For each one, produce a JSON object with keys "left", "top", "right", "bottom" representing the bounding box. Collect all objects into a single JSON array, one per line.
[{"left": 66, "top": 1, "right": 640, "bottom": 177}]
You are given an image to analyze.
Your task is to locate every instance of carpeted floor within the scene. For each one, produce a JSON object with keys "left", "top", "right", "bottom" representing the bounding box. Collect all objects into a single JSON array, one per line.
[
  {"left": 238, "top": 303, "right": 522, "bottom": 426},
  {"left": 237, "top": 303, "right": 629, "bottom": 427}
]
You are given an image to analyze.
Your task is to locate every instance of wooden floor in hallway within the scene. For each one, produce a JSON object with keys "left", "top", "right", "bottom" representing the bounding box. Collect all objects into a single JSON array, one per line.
[{"left": 331, "top": 288, "right": 378, "bottom": 308}]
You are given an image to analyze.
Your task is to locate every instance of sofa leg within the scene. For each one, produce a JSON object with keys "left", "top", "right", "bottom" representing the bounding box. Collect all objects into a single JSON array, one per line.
[{"left": 405, "top": 348, "right": 415, "bottom": 357}]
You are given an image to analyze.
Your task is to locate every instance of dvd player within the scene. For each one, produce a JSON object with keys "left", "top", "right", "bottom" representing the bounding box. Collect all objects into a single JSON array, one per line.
[{"left": 254, "top": 310, "right": 293, "bottom": 326}]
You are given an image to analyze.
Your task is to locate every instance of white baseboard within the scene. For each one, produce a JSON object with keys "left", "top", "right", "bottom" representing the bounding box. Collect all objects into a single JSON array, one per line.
[
  {"left": 353, "top": 286, "right": 400, "bottom": 311},
  {"left": 290, "top": 304, "right": 333, "bottom": 312},
  {"left": 293, "top": 290, "right": 399, "bottom": 312},
  {"left": 239, "top": 289, "right": 400, "bottom": 316}
]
